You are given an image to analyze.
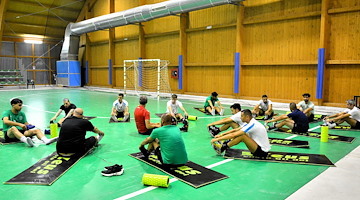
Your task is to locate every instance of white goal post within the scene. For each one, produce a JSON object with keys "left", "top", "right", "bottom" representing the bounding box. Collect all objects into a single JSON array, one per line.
[{"left": 123, "top": 59, "right": 172, "bottom": 98}]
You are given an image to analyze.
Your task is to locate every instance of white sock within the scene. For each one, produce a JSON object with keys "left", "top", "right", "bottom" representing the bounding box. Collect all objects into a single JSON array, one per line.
[
  {"left": 20, "top": 136, "right": 28, "bottom": 143},
  {"left": 41, "top": 136, "right": 50, "bottom": 143}
]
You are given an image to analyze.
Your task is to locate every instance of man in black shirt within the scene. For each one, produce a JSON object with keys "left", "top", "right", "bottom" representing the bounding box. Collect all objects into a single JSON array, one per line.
[
  {"left": 265, "top": 102, "right": 309, "bottom": 133},
  {"left": 50, "top": 98, "right": 77, "bottom": 126},
  {"left": 56, "top": 108, "right": 104, "bottom": 156}
]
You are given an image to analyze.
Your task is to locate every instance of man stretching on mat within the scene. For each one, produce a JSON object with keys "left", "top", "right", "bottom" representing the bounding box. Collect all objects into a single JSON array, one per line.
[
  {"left": 139, "top": 114, "right": 188, "bottom": 168},
  {"left": 323, "top": 99, "right": 360, "bottom": 129},
  {"left": 134, "top": 96, "right": 160, "bottom": 135},
  {"left": 56, "top": 108, "right": 104, "bottom": 157},
  {"left": 50, "top": 98, "right": 77, "bottom": 126},
  {"left": 297, "top": 93, "right": 315, "bottom": 122},
  {"left": 252, "top": 94, "right": 274, "bottom": 120},
  {"left": 207, "top": 103, "right": 245, "bottom": 137},
  {"left": 2, "top": 98, "right": 58, "bottom": 147},
  {"left": 210, "top": 109, "right": 270, "bottom": 157},
  {"left": 111, "top": 93, "right": 130, "bottom": 122},
  {"left": 166, "top": 94, "right": 189, "bottom": 132},
  {"left": 265, "top": 102, "right": 309, "bottom": 133},
  {"left": 204, "top": 92, "right": 224, "bottom": 116}
]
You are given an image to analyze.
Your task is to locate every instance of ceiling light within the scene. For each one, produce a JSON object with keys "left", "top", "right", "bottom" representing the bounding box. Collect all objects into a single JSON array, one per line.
[{"left": 24, "top": 39, "right": 43, "bottom": 44}]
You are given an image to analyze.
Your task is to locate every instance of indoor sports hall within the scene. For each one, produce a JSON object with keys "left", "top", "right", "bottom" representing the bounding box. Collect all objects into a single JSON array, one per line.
[{"left": 0, "top": 0, "right": 359, "bottom": 200}]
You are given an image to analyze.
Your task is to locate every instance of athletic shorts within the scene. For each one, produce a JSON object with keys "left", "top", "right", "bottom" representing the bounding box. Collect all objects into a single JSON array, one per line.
[
  {"left": 307, "top": 114, "right": 314, "bottom": 122},
  {"left": 57, "top": 136, "right": 97, "bottom": 157},
  {"left": 139, "top": 128, "right": 154, "bottom": 135},
  {"left": 253, "top": 145, "right": 268, "bottom": 158},
  {"left": 292, "top": 123, "right": 308, "bottom": 133},
  {"left": 155, "top": 146, "right": 184, "bottom": 168},
  {"left": 204, "top": 106, "right": 219, "bottom": 114},
  {"left": 352, "top": 121, "right": 360, "bottom": 129},
  {"left": 4, "top": 129, "right": 25, "bottom": 142},
  {"left": 116, "top": 112, "right": 124, "bottom": 118},
  {"left": 258, "top": 110, "right": 274, "bottom": 118}
]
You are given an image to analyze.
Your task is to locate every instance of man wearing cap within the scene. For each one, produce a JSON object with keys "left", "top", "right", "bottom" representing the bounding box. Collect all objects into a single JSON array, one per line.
[
  {"left": 324, "top": 99, "right": 360, "bottom": 129},
  {"left": 134, "top": 96, "right": 160, "bottom": 135}
]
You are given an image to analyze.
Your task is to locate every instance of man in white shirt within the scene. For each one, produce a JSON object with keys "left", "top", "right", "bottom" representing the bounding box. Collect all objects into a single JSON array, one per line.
[
  {"left": 324, "top": 99, "right": 360, "bottom": 129},
  {"left": 166, "top": 94, "right": 189, "bottom": 132},
  {"left": 297, "top": 93, "right": 315, "bottom": 122},
  {"left": 111, "top": 93, "right": 130, "bottom": 122},
  {"left": 252, "top": 95, "right": 274, "bottom": 120},
  {"left": 210, "top": 109, "right": 271, "bottom": 157},
  {"left": 207, "top": 103, "right": 244, "bottom": 137}
]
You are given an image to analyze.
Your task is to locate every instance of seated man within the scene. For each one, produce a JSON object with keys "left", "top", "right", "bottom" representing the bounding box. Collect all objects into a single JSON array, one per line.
[
  {"left": 50, "top": 98, "right": 77, "bottom": 126},
  {"left": 207, "top": 103, "right": 245, "bottom": 137},
  {"left": 134, "top": 96, "right": 160, "bottom": 135},
  {"left": 324, "top": 99, "right": 360, "bottom": 129},
  {"left": 204, "top": 92, "right": 224, "bottom": 116},
  {"left": 265, "top": 102, "right": 309, "bottom": 133},
  {"left": 210, "top": 109, "right": 271, "bottom": 157},
  {"left": 56, "top": 108, "right": 104, "bottom": 157},
  {"left": 2, "top": 98, "right": 57, "bottom": 147},
  {"left": 297, "top": 93, "right": 315, "bottom": 122},
  {"left": 111, "top": 93, "right": 130, "bottom": 122},
  {"left": 166, "top": 94, "right": 189, "bottom": 132},
  {"left": 252, "top": 94, "right": 274, "bottom": 120},
  {"left": 139, "top": 114, "right": 188, "bottom": 168}
]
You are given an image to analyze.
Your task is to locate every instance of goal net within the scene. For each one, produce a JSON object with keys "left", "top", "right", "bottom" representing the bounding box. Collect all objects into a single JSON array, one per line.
[{"left": 123, "top": 59, "right": 172, "bottom": 98}]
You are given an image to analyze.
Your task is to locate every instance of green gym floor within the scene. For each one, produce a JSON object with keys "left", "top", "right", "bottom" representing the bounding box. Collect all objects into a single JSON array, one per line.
[{"left": 0, "top": 88, "right": 359, "bottom": 200}]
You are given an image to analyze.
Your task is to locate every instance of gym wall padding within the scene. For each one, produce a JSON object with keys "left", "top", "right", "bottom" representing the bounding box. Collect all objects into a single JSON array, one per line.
[{"left": 84, "top": 0, "right": 360, "bottom": 105}]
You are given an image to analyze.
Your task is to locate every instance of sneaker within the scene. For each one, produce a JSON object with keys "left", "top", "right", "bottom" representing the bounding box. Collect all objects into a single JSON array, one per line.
[
  {"left": 208, "top": 126, "right": 220, "bottom": 137},
  {"left": 45, "top": 137, "right": 58, "bottom": 145},
  {"left": 111, "top": 115, "right": 119, "bottom": 122},
  {"left": 220, "top": 109, "right": 224, "bottom": 116},
  {"left": 211, "top": 109, "right": 215, "bottom": 116},
  {"left": 328, "top": 122, "right": 336, "bottom": 129},
  {"left": 180, "top": 125, "right": 188, "bottom": 132},
  {"left": 212, "top": 141, "right": 224, "bottom": 155},
  {"left": 44, "top": 129, "right": 50, "bottom": 135},
  {"left": 26, "top": 137, "right": 34, "bottom": 147},
  {"left": 104, "top": 164, "right": 121, "bottom": 170},
  {"left": 101, "top": 165, "right": 124, "bottom": 176}
]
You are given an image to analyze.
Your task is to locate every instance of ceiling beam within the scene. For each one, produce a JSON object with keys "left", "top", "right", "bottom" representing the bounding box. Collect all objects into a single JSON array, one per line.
[
  {"left": 5, "top": 21, "right": 65, "bottom": 30},
  {"left": 76, "top": 0, "right": 98, "bottom": 22},
  {"left": 0, "top": 0, "right": 10, "bottom": 53},
  {"left": 2, "top": 31, "right": 63, "bottom": 40},
  {"left": 6, "top": 10, "right": 75, "bottom": 22},
  {"left": 12, "top": 0, "right": 82, "bottom": 12}
]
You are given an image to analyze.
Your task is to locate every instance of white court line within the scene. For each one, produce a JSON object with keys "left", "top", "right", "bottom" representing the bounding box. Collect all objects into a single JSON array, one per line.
[
  {"left": 114, "top": 159, "right": 234, "bottom": 200},
  {"left": 283, "top": 126, "right": 320, "bottom": 140}
]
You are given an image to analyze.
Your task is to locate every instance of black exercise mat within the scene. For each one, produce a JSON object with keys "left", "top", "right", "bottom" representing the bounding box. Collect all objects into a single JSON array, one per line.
[
  {"left": 271, "top": 128, "right": 355, "bottom": 143},
  {"left": 310, "top": 114, "right": 326, "bottom": 123},
  {"left": 130, "top": 152, "right": 228, "bottom": 188},
  {"left": 269, "top": 137, "right": 309, "bottom": 148},
  {"left": 5, "top": 150, "right": 91, "bottom": 185},
  {"left": 194, "top": 107, "right": 222, "bottom": 116},
  {"left": 155, "top": 113, "right": 166, "bottom": 118},
  {"left": 224, "top": 148, "right": 334, "bottom": 166},
  {"left": 83, "top": 116, "right": 96, "bottom": 120}
]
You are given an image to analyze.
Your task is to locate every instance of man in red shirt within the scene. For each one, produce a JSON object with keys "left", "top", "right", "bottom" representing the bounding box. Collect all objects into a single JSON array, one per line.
[{"left": 134, "top": 96, "right": 160, "bottom": 135}]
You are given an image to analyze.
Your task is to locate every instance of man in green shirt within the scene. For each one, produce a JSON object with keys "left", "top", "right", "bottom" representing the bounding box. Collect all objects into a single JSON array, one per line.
[
  {"left": 2, "top": 98, "right": 57, "bottom": 147},
  {"left": 139, "top": 114, "right": 188, "bottom": 167},
  {"left": 204, "top": 92, "right": 224, "bottom": 116}
]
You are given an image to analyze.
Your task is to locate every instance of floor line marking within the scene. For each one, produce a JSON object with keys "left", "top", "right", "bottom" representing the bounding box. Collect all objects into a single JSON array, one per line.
[{"left": 114, "top": 159, "right": 234, "bottom": 200}]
